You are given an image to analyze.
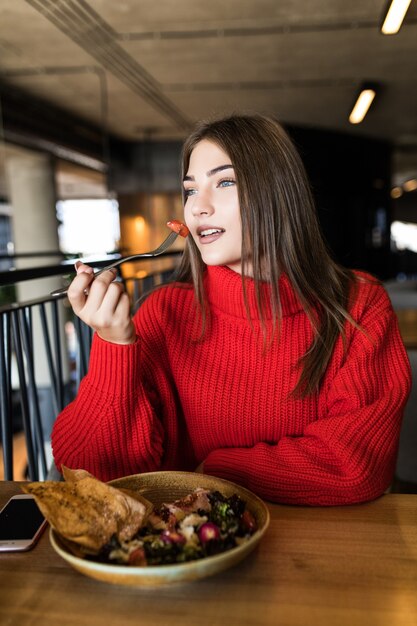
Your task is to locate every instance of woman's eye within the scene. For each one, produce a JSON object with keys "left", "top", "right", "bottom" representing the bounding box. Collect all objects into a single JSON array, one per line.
[
  {"left": 183, "top": 188, "right": 197, "bottom": 198},
  {"left": 218, "top": 178, "right": 236, "bottom": 188}
]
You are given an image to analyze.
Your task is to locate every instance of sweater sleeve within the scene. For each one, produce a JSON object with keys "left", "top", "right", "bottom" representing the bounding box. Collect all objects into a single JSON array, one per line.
[
  {"left": 51, "top": 291, "right": 184, "bottom": 482},
  {"left": 203, "top": 289, "right": 412, "bottom": 506}
]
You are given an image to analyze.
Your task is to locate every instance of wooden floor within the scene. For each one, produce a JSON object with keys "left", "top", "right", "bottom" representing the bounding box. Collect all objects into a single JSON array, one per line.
[{"left": 0, "top": 432, "right": 28, "bottom": 481}]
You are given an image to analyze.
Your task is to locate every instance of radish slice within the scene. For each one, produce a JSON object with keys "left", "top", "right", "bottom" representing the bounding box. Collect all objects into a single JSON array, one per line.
[{"left": 198, "top": 522, "right": 220, "bottom": 544}]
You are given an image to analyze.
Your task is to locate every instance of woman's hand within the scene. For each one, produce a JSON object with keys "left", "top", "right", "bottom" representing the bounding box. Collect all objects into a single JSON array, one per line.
[{"left": 67, "top": 261, "right": 137, "bottom": 345}]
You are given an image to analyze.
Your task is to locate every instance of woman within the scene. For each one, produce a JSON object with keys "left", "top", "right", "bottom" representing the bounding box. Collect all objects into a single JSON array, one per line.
[{"left": 51, "top": 114, "right": 411, "bottom": 505}]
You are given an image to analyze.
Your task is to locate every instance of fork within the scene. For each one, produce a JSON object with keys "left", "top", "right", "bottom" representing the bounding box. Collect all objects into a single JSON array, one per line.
[{"left": 50, "top": 230, "right": 179, "bottom": 297}]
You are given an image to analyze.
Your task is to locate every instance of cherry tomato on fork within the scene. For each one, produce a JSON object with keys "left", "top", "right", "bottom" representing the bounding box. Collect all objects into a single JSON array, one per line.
[{"left": 167, "top": 220, "right": 190, "bottom": 237}]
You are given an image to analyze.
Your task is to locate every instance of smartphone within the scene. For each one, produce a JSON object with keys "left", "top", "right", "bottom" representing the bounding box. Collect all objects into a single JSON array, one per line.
[{"left": 0, "top": 494, "right": 47, "bottom": 552}]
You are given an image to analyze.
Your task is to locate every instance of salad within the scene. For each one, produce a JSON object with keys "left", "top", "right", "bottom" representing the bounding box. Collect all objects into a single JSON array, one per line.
[{"left": 96, "top": 488, "right": 258, "bottom": 566}]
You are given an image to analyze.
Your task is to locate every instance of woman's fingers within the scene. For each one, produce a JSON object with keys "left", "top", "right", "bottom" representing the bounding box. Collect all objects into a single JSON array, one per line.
[
  {"left": 96, "top": 291, "right": 137, "bottom": 344},
  {"left": 80, "top": 269, "right": 119, "bottom": 318},
  {"left": 67, "top": 263, "right": 136, "bottom": 344},
  {"left": 74, "top": 260, "right": 93, "bottom": 275},
  {"left": 67, "top": 263, "right": 95, "bottom": 315}
]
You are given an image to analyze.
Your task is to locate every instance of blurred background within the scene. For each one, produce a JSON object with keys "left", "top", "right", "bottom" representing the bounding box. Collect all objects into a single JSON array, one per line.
[
  {"left": 1, "top": 0, "right": 417, "bottom": 484},
  {"left": 1, "top": 0, "right": 417, "bottom": 276}
]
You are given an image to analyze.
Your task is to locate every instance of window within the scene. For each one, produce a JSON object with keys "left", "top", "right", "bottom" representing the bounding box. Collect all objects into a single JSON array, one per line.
[{"left": 57, "top": 199, "right": 120, "bottom": 255}]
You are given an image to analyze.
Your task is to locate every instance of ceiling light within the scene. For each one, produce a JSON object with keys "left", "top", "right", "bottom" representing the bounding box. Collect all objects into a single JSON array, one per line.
[
  {"left": 349, "top": 85, "right": 377, "bottom": 124},
  {"left": 381, "top": 0, "right": 412, "bottom": 34},
  {"left": 391, "top": 187, "right": 404, "bottom": 199},
  {"left": 403, "top": 179, "right": 417, "bottom": 192}
]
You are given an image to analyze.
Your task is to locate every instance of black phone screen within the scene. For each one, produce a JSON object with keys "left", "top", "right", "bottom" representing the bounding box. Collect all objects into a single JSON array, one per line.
[{"left": 0, "top": 498, "right": 45, "bottom": 540}]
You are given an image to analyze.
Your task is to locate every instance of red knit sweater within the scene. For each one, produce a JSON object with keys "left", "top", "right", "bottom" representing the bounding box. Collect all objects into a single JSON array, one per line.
[{"left": 52, "top": 266, "right": 411, "bottom": 505}]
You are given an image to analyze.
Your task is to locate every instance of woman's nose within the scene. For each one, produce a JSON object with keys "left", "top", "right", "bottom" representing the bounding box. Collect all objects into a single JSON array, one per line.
[{"left": 190, "top": 191, "right": 214, "bottom": 216}]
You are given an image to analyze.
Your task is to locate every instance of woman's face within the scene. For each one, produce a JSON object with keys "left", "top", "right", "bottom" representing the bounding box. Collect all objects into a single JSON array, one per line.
[{"left": 183, "top": 139, "right": 245, "bottom": 274}]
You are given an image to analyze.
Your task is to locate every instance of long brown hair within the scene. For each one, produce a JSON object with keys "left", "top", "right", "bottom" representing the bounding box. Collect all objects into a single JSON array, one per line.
[{"left": 174, "top": 114, "right": 358, "bottom": 396}]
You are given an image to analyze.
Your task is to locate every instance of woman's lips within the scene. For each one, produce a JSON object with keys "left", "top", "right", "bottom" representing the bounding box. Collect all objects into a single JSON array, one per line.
[{"left": 197, "top": 226, "right": 225, "bottom": 244}]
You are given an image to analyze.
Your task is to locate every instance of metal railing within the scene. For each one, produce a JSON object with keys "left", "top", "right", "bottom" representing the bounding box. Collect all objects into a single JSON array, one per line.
[
  {"left": 0, "top": 296, "right": 70, "bottom": 480},
  {"left": 0, "top": 250, "right": 181, "bottom": 480}
]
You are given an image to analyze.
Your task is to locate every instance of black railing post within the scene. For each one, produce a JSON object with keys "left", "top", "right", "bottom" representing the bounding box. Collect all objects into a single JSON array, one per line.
[
  {"left": 39, "top": 303, "right": 59, "bottom": 415},
  {"left": 11, "top": 311, "right": 38, "bottom": 480},
  {"left": 51, "top": 299, "right": 64, "bottom": 411},
  {"left": 0, "top": 313, "right": 13, "bottom": 480},
  {"left": 18, "top": 309, "right": 48, "bottom": 479}
]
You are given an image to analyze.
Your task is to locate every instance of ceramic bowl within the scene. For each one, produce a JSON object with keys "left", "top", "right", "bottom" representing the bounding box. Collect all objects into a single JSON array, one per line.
[{"left": 49, "top": 471, "right": 270, "bottom": 587}]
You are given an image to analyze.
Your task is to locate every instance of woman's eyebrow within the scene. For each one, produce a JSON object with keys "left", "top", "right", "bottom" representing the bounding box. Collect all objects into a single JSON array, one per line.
[
  {"left": 183, "top": 164, "right": 233, "bottom": 182},
  {"left": 206, "top": 164, "right": 233, "bottom": 177}
]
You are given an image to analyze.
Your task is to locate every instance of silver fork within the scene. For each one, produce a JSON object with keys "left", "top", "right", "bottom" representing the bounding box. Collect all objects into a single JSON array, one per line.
[{"left": 50, "top": 230, "right": 179, "bottom": 297}]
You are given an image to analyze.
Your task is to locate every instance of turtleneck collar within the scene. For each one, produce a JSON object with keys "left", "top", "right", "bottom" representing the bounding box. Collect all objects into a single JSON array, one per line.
[{"left": 205, "top": 265, "right": 304, "bottom": 319}]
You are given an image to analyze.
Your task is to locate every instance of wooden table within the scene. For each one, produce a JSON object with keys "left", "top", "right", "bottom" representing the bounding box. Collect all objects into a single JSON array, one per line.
[{"left": 1, "top": 482, "right": 417, "bottom": 626}]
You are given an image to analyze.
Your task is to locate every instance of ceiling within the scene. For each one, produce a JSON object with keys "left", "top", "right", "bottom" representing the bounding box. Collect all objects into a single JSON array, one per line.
[{"left": 0, "top": 0, "right": 417, "bottom": 185}]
